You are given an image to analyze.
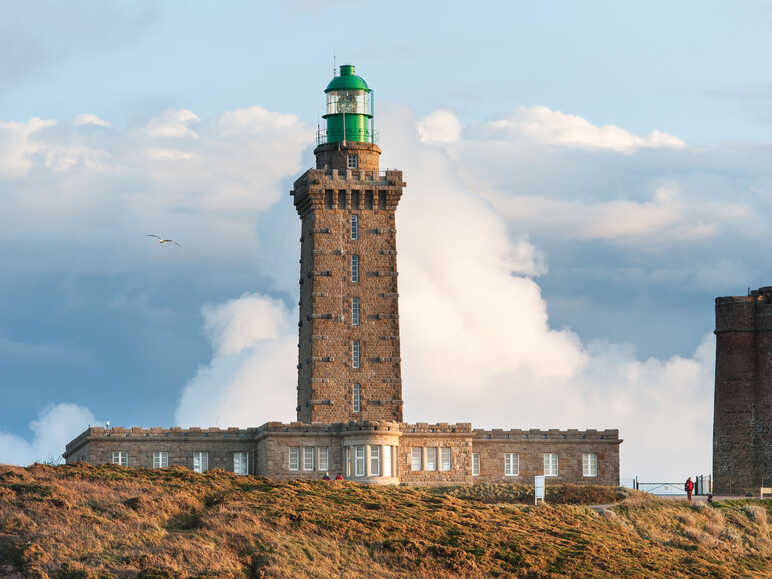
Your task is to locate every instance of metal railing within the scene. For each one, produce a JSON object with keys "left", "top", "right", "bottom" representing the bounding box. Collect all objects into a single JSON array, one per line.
[{"left": 626, "top": 475, "right": 713, "bottom": 496}]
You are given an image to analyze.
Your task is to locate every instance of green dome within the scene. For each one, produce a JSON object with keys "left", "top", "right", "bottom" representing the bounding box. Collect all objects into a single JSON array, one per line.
[{"left": 325, "top": 64, "right": 371, "bottom": 93}]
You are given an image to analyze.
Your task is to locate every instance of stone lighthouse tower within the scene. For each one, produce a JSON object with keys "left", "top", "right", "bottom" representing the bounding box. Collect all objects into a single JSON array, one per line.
[{"left": 290, "top": 65, "right": 405, "bottom": 424}]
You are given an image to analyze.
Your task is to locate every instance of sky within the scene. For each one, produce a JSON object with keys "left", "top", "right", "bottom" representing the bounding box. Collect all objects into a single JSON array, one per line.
[{"left": 1, "top": 1, "right": 771, "bottom": 481}]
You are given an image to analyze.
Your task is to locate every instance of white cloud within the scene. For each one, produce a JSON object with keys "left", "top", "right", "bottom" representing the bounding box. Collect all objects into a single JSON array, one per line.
[
  {"left": 144, "top": 109, "right": 200, "bottom": 139},
  {"left": 74, "top": 113, "right": 110, "bottom": 128},
  {"left": 480, "top": 105, "right": 686, "bottom": 152},
  {"left": 175, "top": 293, "right": 296, "bottom": 427},
  {"left": 0, "top": 118, "right": 57, "bottom": 176},
  {"left": 417, "top": 109, "right": 461, "bottom": 143},
  {"left": 0, "top": 403, "right": 97, "bottom": 465}
]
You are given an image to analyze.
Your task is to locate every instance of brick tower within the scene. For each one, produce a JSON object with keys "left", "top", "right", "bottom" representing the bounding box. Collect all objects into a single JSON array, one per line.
[
  {"left": 714, "top": 286, "right": 772, "bottom": 494},
  {"left": 290, "top": 65, "right": 405, "bottom": 424}
]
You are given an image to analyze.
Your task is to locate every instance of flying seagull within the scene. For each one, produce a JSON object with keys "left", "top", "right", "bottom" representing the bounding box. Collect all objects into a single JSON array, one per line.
[{"left": 145, "top": 234, "right": 181, "bottom": 247}]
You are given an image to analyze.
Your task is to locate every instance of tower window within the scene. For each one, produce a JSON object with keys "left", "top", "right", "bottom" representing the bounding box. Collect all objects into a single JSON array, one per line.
[
  {"left": 351, "top": 214, "right": 359, "bottom": 240},
  {"left": 352, "top": 297, "right": 360, "bottom": 326},
  {"left": 353, "top": 383, "right": 361, "bottom": 412},
  {"left": 505, "top": 453, "right": 519, "bottom": 476},
  {"left": 303, "top": 447, "right": 315, "bottom": 471},
  {"left": 153, "top": 451, "right": 168, "bottom": 469},
  {"left": 193, "top": 451, "right": 209, "bottom": 473},
  {"left": 318, "top": 447, "right": 329, "bottom": 471},
  {"left": 351, "top": 255, "right": 359, "bottom": 283},
  {"left": 233, "top": 452, "right": 248, "bottom": 475},
  {"left": 544, "top": 453, "right": 559, "bottom": 477},
  {"left": 378, "top": 191, "right": 387, "bottom": 210},
  {"left": 365, "top": 190, "right": 374, "bottom": 209},
  {"left": 370, "top": 446, "right": 381, "bottom": 476},
  {"left": 112, "top": 451, "right": 128, "bottom": 467},
  {"left": 472, "top": 453, "right": 480, "bottom": 476},
  {"left": 583, "top": 453, "right": 597, "bottom": 477},
  {"left": 351, "top": 191, "right": 360, "bottom": 209},
  {"left": 355, "top": 446, "right": 365, "bottom": 476},
  {"left": 411, "top": 448, "right": 422, "bottom": 471},
  {"left": 347, "top": 154, "right": 358, "bottom": 168},
  {"left": 425, "top": 447, "right": 437, "bottom": 471},
  {"left": 352, "top": 340, "right": 360, "bottom": 368},
  {"left": 440, "top": 447, "right": 451, "bottom": 472},
  {"left": 338, "top": 190, "right": 347, "bottom": 209},
  {"left": 324, "top": 190, "right": 334, "bottom": 209}
]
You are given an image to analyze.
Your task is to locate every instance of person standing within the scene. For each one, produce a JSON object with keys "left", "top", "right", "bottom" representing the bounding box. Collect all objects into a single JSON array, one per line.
[{"left": 685, "top": 476, "right": 694, "bottom": 504}]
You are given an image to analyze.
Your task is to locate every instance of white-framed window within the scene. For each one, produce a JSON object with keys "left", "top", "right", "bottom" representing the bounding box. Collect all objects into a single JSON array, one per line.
[
  {"left": 193, "top": 451, "right": 208, "bottom": 473},
  {"left": 112, "top": 451, "right": 128, "bottom": 467},
  {"left": 352, "top": 340, "right": 360, "bottom": 368},
  {"left": 352, "top": 297, "right": 360, "bottom": 326},
  {"left": 383, "top": 446, "right": 392, "bottom": 477},
  {"left": 233, "top": 451, "right": 249, "bottom": 475},
  {"left": 351, "top": 214, "right": 359, "bottom": 240},
  {"left": 351, "top": 254, "right": 359, "bottom": 283},
  {"left": 318, "top": 447, "right": 329, "bottom": 472},
  {"left": 440, "top": 447, "right": 451, "bottom": 472},
  {"left": 504, "top": 453, "right": 519, "bottom": 476},
  {"left": 426, "top": 447, "right": 437, "bottom": 471},
  {"left": 345, "top": 446, "right": 351, "bottom": 476},
  {"left": 289, "top": 447, "right": 300, "bottom": 471},
  {"left": 347, "top": 154, "right": 358, "bottom": 168},
  {"left": 353, "top": 383, "right": 361, "bottom": 412},
  {"left": 411, "top": 447, "right": 422, "bottom": 471},
  {"left": 370, "top": 446, "right": 381, "bottom": 476},
  {"left": 303, "top": 447, "right": 315, "bottom": 471},
  {"left": 472, "top": 453, "right": 480, "bottom": 476},
  {"left": 583, "top": 453, "right": 598, "bottom": 477},
  {"left": 152, "top": 451, "right": 168, "bottom": 469},
  {"left": 544, "top": 453, "right": 559, "bottom": 477},
  {"left": 355, "top": 445, "right": 366, "bottom": 477}
]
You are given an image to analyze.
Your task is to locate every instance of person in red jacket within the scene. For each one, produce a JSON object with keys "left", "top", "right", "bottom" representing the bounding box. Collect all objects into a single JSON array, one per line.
[
  {"left": 684, "top": 477, "right": 694, "bottom": 504},
  {"left": 334, "top": 473, "right": 344, "bottom": 481}
]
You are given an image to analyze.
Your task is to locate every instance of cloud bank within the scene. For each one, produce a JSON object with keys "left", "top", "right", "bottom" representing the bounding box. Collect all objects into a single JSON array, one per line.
[{"left": 5, "top": 102, "right": 766, "bottom": 481}]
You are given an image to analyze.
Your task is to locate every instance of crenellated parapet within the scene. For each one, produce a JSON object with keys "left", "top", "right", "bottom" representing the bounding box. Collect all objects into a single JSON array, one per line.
[{"left": 473, "top": 428, "right": 621, "bottom": 441}]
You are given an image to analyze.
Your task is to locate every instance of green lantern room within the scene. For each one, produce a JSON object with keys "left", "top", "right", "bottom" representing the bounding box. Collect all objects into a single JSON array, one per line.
[{"left": 323, "top": 64, "right": 374, "bottom": 144}]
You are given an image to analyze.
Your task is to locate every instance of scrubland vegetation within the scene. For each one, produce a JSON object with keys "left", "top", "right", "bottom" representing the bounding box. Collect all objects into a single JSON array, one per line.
[{"left": 1, "top": 463, "right": 770, "bottom": 577}]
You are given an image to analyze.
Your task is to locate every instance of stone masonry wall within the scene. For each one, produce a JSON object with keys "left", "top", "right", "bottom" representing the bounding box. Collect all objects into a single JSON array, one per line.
[
  {"left": 64, "top": 427, "right": 257, "bottom": 474},
  {"left": 472, "top": 429, "right": 620, "bottom": 486},
  {"left": 714, "top": 287, "right": 772, "bottom": 494},
  {"left": 292, "top": 143, "right": 405, "bottom": 424}
]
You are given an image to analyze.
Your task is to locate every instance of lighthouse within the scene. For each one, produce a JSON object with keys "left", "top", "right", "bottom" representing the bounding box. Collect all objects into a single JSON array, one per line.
[{"left": 291, "top": 64, "right": 405, "bottom": 424}]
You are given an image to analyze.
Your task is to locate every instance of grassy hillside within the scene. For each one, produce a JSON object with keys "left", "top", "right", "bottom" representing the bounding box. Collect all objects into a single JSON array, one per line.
[{"left": 1, "top": 464, "right": 770, "bottom": 578}]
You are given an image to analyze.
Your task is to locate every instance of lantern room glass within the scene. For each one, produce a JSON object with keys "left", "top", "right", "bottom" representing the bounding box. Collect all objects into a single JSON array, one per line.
[{"left": 327, "top": 90, "right": 371, "bottom": 116}]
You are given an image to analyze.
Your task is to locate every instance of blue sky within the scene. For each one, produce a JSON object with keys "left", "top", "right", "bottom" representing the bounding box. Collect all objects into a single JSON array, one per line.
[{"left": 1, "top": 1, "right": 771, "bottom": 480}]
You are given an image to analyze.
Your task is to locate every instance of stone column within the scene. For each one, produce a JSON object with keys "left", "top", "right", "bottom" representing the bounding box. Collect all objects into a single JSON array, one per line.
[
  {"left": 391, "top": 445, "right": 397, "bottom": 478},
  {"left": 365, "top": 445, "right": 371, "bottom": 477}
]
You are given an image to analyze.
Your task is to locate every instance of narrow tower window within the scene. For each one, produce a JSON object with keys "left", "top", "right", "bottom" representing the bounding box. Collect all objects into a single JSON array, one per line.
[
  {"left": 352, "top": 340, "right": 360, "bottom": 368},
  {"left": 351, "top": 214, "right": 359, "bottom": 240},
  {"left": 365, "top": 190, "right": 374, "bottom": 209},
  {"left": 352, "top": 297, "right": 360, "bottom": 326},
  {"left": 351, "top": 255, "right": 359, "bottom": 283},
  {"left": 324, "top": 190, "right": 334, "bottom": 209},
  {"left": 347, "top": 154, "right": 358, "bottom": 168},
  {"left": 353, "top": 383, "right": 361, "bottom": 412},
  {"left": 351, "top": 191, "right": 360, "bottom": 209},
  {"left": 338, "top": 190, "right": 347, "bottom": 209},
  {"left": 378, "top": 191, "right": 387, "bottom": 210}
]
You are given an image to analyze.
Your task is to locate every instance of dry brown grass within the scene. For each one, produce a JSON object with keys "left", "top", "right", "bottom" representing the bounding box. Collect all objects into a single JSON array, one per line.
[{"left": 1, "top": 463, "right": 771, "bottom": 578}]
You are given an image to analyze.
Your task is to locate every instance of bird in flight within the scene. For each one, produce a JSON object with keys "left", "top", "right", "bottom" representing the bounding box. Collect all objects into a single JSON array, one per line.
[{"left": 145, "top": 234, "right": 181, "bottom": 246}]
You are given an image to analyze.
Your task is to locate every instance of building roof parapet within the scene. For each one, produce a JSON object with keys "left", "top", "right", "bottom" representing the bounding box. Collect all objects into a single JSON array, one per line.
[
  {"left": 401, "top": 422, "right": 473, "bottom": 434},
  {"left": 473, "top": 428, "right": 620, "bottom": 441}
]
